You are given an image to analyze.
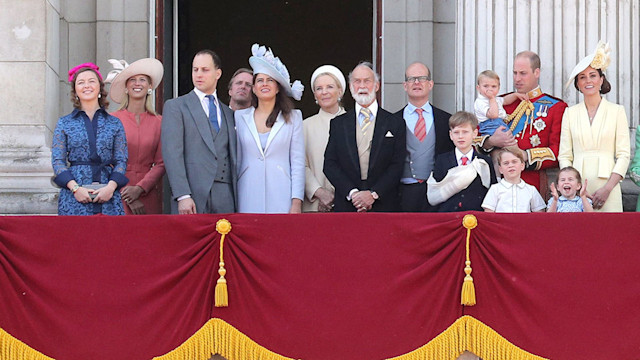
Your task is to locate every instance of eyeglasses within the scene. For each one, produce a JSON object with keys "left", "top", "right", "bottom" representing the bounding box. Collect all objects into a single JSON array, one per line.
[{"left": 405, "top": 76, "right": 431, "bottom": 83}]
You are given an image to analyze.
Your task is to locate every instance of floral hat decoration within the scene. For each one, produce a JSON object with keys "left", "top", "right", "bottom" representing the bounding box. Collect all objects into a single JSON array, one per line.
[
  {"left": 105, "top": 58, "right": 164, "bottom": 104},
  {"left": 565, "top": 40, "right": 611, "bottom": 89},
  {"left": 248, "top": 43, "right": 304, "bottom": 100}
]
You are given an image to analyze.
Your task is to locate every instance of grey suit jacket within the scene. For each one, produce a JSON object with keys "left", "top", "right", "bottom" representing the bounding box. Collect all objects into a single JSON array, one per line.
[{"left": 161, "top": 90, "right": 237, "bottom": 213}]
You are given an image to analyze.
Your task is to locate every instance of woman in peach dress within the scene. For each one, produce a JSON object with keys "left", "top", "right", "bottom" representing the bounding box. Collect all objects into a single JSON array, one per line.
[{"left": 108, "top": 58, "right": 165, "bottom": 214}]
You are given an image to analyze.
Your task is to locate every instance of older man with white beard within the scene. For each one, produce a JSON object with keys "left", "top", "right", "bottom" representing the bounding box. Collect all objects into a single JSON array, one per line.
[{"left": 324, "top": 61, "right": 406, "bottom": 212}]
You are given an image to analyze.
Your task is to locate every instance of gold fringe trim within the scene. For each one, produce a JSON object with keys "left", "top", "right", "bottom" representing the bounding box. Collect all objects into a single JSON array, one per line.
[
  {"left": 461, "top": 215, "right": 477, "bottom": 306},
  {"left": 215, "top": 219, "right": 232, "bottom": 307},
  {"left": 387, "top": 315, "right": 548, "bottom": 360},
  {"left": 153, "top": 318, "right": 296, "bottom": 360},
  {"left": 0, "top": 327, "right": 54, "bottom": 360}
]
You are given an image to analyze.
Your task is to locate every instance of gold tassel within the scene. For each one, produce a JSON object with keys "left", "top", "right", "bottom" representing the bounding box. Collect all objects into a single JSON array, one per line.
[
  {"left": 461, "top": 214, "right": 478, "bottom": 306},
  {"left": 215, "top": 219, "right": 232, "bottom": 307},
  {"left": 462, "top": 261, "right": 476, "bottom": 306}
]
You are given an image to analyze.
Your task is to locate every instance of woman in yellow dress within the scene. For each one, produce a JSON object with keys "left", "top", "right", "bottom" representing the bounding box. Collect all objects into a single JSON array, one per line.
[{"left": 558, "top": 41, "right": 630, "bottom": 212}]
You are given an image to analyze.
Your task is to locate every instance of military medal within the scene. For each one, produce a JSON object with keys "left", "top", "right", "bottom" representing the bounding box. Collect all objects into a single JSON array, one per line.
[
  {"left": 533, "top": 118, "right": 546, "bottom": 132},
  {"left": 529, "top": 134, "right": 541, "bottom": 147}
]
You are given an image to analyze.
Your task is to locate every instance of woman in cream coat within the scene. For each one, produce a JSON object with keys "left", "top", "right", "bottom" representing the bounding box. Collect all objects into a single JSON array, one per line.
[
  {"left": 558, "top": 42, "right": 630, "bottom": 212},
  {"left": 303, "top": 65, "right": 347, "bottom": 212},
  {"left": 235, "top": 44, "right": 305, "bottom": 213}
]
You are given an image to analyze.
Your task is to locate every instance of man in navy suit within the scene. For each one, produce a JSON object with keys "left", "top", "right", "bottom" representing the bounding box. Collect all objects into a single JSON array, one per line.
[
  {"left": 162, "top": 50, "right": 237, "bottom": 214},
  {"left": 395, "top": 62, "right": 455, "bottom": 212},
  {"left": 324, "top": 62, "right": 406, "bottom": 212}
]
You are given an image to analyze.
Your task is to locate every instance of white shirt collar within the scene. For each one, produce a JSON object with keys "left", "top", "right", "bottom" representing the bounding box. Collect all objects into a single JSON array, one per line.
[
  {"left": 455, "top": 148, "right": 474, "bottom": 164},
  {"left": 500, "top": 178, "right": 526, "bottom": 189},
  {"left": 355, "top": 100, "right": 379, "bottom": 118},
  {"left": 194, "top": 88, "right": 218, "bottom": 103}
]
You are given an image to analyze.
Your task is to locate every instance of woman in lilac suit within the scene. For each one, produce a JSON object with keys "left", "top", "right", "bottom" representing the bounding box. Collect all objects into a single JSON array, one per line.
[{"left": 235, "top": 44, "right": 305, "bottom": 213}]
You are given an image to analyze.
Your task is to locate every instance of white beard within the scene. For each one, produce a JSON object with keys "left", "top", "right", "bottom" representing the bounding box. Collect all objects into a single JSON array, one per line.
[{"left": 351, "top": 89, "right": 376, "bottom": 106}]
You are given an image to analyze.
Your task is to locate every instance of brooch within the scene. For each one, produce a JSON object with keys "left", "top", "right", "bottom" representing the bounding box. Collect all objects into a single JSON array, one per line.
[
  {"left": 533, "top": 118, "right": 546, "bottom": 132},
  {"left": 529, "top": 134, "right": 541, "bottom": 147}
]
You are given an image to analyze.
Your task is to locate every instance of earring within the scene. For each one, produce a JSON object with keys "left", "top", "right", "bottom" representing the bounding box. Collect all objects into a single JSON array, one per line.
[
  {"left": 124, "top": 89, "right": 128, "bottom": 94},
  {"left": 147, "top": 89, "right": 152, "bottom": 95},
  {"left": 338, "top": 97, "right": 342, "bottom": 102},
  {"left": 315, "top": 100, "right": 318, "bottom": 105},
  {"left": 98, "top": 93, "right": 101, "bottom": 98},
  {"left": 75, "top": 95, "right": 79, "bottom": 100}
]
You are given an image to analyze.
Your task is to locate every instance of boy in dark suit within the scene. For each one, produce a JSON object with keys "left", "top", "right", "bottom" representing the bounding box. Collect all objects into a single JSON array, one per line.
[{"left": 429, "top": 111, "right": 497, "bottom": 212}]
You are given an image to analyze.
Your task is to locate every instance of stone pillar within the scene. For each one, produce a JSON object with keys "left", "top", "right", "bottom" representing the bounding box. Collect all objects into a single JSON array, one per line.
[
  {"left": 96, "top": 0, "right": 150, "bottom": 108},
  {"left": 0, "top": 0, "right": 61, "bottom": 214},
  {"left": 381, "top": 0, "right": 456, "bottom": 114},
  {"left": 0, "top": 0, "right": 150, "bottom": 214}
]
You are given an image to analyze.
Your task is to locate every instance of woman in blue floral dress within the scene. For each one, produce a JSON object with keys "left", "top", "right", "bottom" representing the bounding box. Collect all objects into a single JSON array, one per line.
[{"left": 52, "top": 63, "right": 129, "bottom": 215}]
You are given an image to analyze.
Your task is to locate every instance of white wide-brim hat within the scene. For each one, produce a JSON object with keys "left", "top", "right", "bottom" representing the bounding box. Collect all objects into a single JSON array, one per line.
[
  {"left": 106, "top": 58, "right": 164, "bottom": 103},
  {"left": 249, "top": 43, "right": 303, "bottom": 101},
  {"left": 310, "top": 65, "right": 346, "bottom": 96},
  {"left": 565, "top": 40, "right": 611, "bottom": 89}
]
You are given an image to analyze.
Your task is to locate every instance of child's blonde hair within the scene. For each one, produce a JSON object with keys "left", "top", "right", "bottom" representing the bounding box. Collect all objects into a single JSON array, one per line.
[
  {"left": 477, "top": 70, "right": 500, "bottom": 85},
  {"left": 448, "top": 111, "right": 478, "bottom": 129},
  {"left": 496, "top": 147, "right": 525, "bottom": 164}
]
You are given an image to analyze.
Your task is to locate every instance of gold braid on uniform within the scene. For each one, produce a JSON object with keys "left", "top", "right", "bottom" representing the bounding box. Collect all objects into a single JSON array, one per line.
[{"left": 505, "top": 100, "right": 535, "bottom": 133}]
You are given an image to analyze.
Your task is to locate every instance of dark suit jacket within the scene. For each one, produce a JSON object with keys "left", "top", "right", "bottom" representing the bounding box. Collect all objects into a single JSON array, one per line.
[
  {"left": 395, "top": 104, "right": 455, "bottom": 156},
  {"left": 432, "top": 149, "right": 497, "bottom": 212},
  {"left": 324, "top": 107, "right": 406, "bottom": 212},
  {"left": 161, "top": 90, "right": 237, "bottom": 214}
]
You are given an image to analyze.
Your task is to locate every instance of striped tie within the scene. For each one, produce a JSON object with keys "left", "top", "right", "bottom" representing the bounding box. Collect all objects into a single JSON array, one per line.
[
  {"left": 414, "top": 108, "right": 426, "bottom": 141},
  {"left": 360, "top": 108, "right": 372, "bottom": 135}
]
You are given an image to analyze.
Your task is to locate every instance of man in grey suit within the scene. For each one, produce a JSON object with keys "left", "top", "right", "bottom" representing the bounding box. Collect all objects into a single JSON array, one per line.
[{"left": 162, "top": 50, "right": 237, "bottom": 214}]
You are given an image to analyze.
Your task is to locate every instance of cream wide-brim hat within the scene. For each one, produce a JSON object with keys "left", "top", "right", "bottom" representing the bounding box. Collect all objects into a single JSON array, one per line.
[
  {"left": 108, "top": 58, "right": 164, "bottom": 104},
  {"left": 310, "top": 65, "right": 346, "bottom": 96}
]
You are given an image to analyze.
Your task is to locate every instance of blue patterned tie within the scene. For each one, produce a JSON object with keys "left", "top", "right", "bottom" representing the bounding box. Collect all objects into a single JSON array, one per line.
[{"left": 206, "top": 95, "right": 219, "bottom": 133}]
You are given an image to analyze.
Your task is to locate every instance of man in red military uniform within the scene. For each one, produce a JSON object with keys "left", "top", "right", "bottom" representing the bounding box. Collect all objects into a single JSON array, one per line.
[{"left": 476, "top": 51, "right": 567, "bottom": 194}]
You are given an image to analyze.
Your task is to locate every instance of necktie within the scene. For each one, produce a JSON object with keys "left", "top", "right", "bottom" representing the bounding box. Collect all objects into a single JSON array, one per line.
[
  {"left": 461, "top": 156, "right": 469, "bottom": 165},
  {"left": 360, "top": 108, "right": 372, "bottom": 135},
  {"left": 206, "top": 95, "right": 219, "bottom": 133},
  {"left": 414, "top": 108, "right": 426, "bottom": 141}
]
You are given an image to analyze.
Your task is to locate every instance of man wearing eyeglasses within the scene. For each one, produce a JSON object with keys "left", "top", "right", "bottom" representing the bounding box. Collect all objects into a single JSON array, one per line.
[{"left": 396, "top": 62, "right": 455, "bottom": 212}]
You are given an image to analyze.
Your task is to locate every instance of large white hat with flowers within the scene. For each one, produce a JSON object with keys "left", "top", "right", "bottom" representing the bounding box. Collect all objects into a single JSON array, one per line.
[{"left": 249, "top": 44, "right": 304, "bottom": 101}]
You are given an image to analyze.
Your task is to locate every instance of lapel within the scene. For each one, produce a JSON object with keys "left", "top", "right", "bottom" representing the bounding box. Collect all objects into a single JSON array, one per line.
[
  {"left": 185, "top": 91, "right": 216, "bottom": 155},
  {"left": 219, "top": 102, "right": 232, "bottom": 132},
  {"left": 589, "top": 98, "right": 608, "bottom": 149},
  {"left": 448, "top": 149, "right": 459, "bottom": 167},
  {"left": 368, "top": 109, "right": 387, "bottom": 172},
  {"left": 265, "top": 112, "right": 285, "bottom": 153},
  {"left": 344, "top": 109, "right": 360, "bottom": 171},
  {"left": 240, "top": 108, "right": 265, "bottom": 156}
]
